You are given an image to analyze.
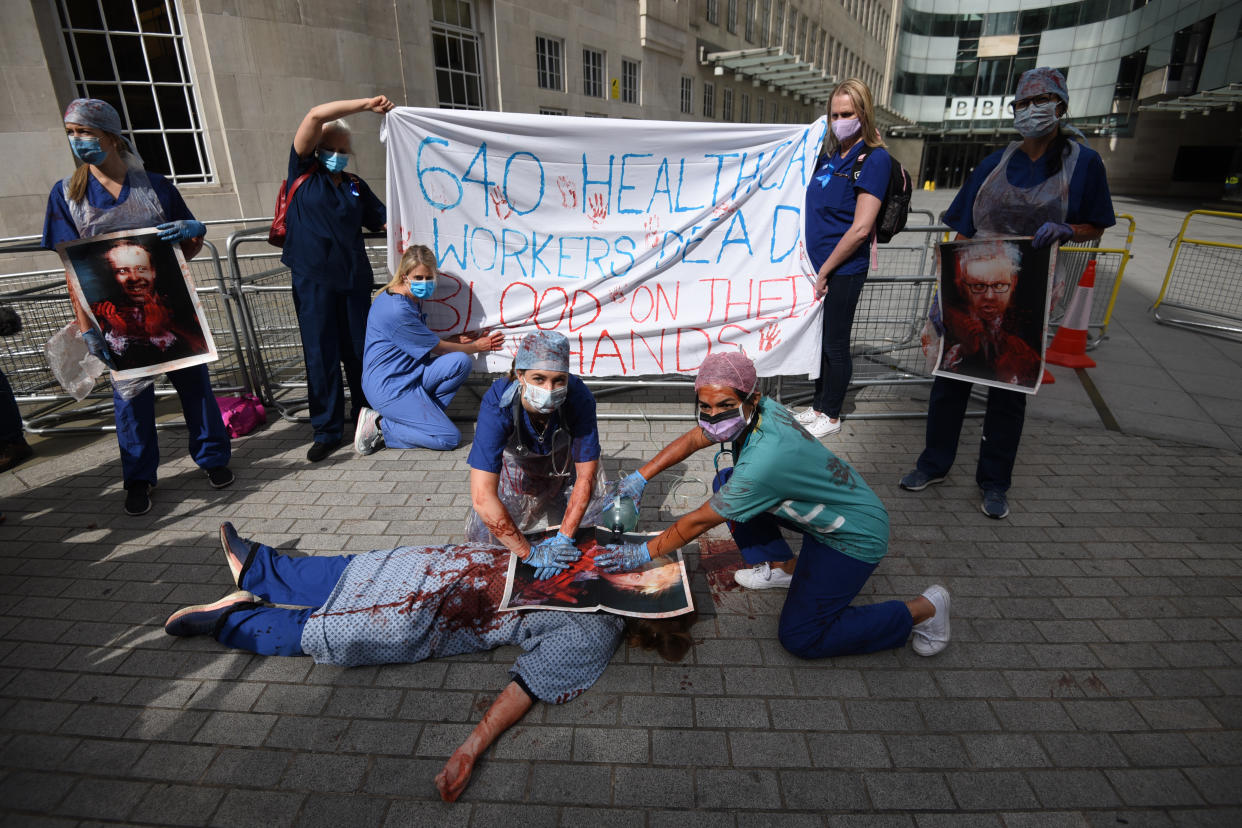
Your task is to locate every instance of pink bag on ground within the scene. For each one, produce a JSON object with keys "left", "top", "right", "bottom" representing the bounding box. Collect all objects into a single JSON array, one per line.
[{"left": 216, "top": 394, "right": 267, "bottom": 438}]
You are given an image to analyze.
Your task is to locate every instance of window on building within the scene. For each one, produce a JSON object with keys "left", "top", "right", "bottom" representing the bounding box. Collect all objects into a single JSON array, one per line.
[
  {"left": 740, "top": 92, "right": 751, "bottom": 121},
  {"left": 975, "top": 56, "right": 1013, "bottom": 97},
  {"left": 1168, "top": 16, "right": 1215, "bottom": 92},
  {"left": 797, "top": 13, "right": 808, "bottom": 58},
  {"left": 535, "top": 36, "right": 563, "bottom": 91},
  {"left": 1114, "top": 48, "right": 1147, "bottom": 101},
  {"left": 539, "top": 106, "right": 567, "bottom": 115},
  {"left": 54, "top": 0, "right": 211, "bottom": 183},
  {"left": 727, "top": 0, "right": 738, "bottom": 33},
  {"left": 430, "top": 0, "right": 485, "bottom": 110},
  {"left": 760, "top": 0, "right": 771, "bottom": 44},
  {"left": 785, "top": 7, "right": 797, "bottom": 49},
  {"left": 722, "top": 87, "right": 734, "bottom": 120},
  {"left": 703, "top": 82, "right": 716, "bottom": 117},
  {"left": 621, "top": 58, "right": 640, "bottom": 104},
  {"left": 583, "top": 47, "right": 605, "bottom": 97},
  {"left": 707, "top": 0, "right": 718, "bottom": 25},
  {"left": 745, "top": 0, "right": 756, "bottom": 41},
  {"left": 782, "top": 103, "right": 790, "bottom": 122},
  {"left": 983, "top": 11, "right": 1018, "bottom": 36},
  {"left": 757, "top": 97, "right": 765, "bottom": 121},
  {"left": 681, "top": 76, "right": 693, "bottom": 113},
  {"left": 774, "top": 1, "right": 785, "bottom": 47}
]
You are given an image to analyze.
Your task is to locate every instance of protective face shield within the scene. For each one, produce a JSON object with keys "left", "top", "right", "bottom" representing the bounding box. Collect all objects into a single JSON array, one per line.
[
  {"left": 70, "top": 137, "right": 108, "bottom": 166},
  {"left": 522, "top": 381, "right": 568, "bottom": 414},
  {"left": 1013, "top": 101, "right": 1060, "bottom": 138},
  {"left": 408, "top": 278, "right": 436, "bottom": 299},
  {"left": 316, "top": 149, "right": 350, "bottom": 173},
  {"left": 831, "top": 117, "right": 861, "bottom": 142},
  {"left": 698, "top": 402, "right": 752, "bottom": 443}
]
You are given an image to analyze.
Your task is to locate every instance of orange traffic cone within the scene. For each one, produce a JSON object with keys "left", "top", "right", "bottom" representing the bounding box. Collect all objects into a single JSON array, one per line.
[{"left": 1045, "top": 261, "right": 1097, "bottom": 369}]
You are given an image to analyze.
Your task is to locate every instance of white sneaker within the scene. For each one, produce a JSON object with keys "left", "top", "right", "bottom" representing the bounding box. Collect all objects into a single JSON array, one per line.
[
  {"left": 353, "top": 407, "right": 385, "bottom": 455},
  {"left": 733, "top": 561, "right": 794, "bottom": 590},
  {"left": 794, "top": 407, "right": 818, "bottom": 424},
  {"left": 805, "top": 413, "right": 842, "bottom": 438},
  {"left": 911, "top": 584, "right": 951, "bottom": 656}
]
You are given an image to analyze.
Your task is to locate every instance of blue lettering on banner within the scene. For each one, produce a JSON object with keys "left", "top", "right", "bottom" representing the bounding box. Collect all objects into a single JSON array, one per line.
[
  {"left": 612, "top": 235, "right": 636, "bottom": 277},
  {"left": 557, "top": 235, "right": 584, "bottom": 279},
  {"left": 432, "top": 217, "right": 467, "bottom": 269},
  {"left": 646, "top": 158, "right": 674, "bottom": 214},
  {"left": 673, "top": 159, "right": 704, "bottom": 213},
  {"left": 770, "top": 204, "right": 801, "bottom": 263},
  {"left": 706, "top": 152, "right": 740, "bottom": 207},
  {"left": 584, "top": 236, "right": 611, "bottom": 279},
  {"left": 758, "top": 140, "right": 793, "bottom": 191},
  {"left": 530, "top": 232, "right": 554, "bottom": 277},
  {"left": 717, "top": 210, "right": 754, "bottom": 260},
  {"left": 682, "top": 224, "right": 710, "bottom": 265},
  {"left": 731, "top": 150, "right": 766, "bottom": 201},
  {"left": 617, "top": 153, "right": 652, "bottom": 215},
  {"left": 581, "top": 154, "right": 615, "bottom": 212},
  {"left": 417, "top": 137, "right": 463, "bottom": 210},
  {"left": 470, "top": 225, "right": 498, "bottom": 271},
  {"left": 501, "top": 228, "right": 529, "bottom": 277},
  {"left": 462, "top": 143, "right": 495, "bottom": 215},
  {"left": 504, "top": 152, "right": 545, "bottom": 215}
]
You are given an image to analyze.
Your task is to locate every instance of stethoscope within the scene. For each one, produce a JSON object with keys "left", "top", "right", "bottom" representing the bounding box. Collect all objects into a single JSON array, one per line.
[{"left": 508, "top": 393, "right": 573, "bottom": 478}]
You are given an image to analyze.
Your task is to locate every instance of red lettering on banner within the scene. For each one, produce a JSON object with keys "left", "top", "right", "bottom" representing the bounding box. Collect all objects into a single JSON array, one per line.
[
  {"left": 535, "top": 286, "right": 569, "bottom": 330},
  {"left": 629, "top": 286, "right": 654, "bottom": 323},
  {"left": 723, "top": 280, "right": 753, "bottom": 322},
  {"left": 426, "top": 272, "right": 464, "bottom": 331},
  {"left": 630, "top": 329, "right": 665, "bottom": 372},
  {"left": 568, "top": 290, "right": 601, "bottom": 331},
  {"left": 676, "top": 327, "right": 711, "bottom": 372},
  {"left": 717, "top": 324, "right": 748, "bottom": 352},
  {"left": 590, "top": 330, "right": 626, "bottom": 374},
  {"left": 756, "top": 278, "right": 788, "bottom": 321},
  {"left": 568, "top": 332, "right": 586, "bottom": 374},
  {"left": 499, "top": 282, "right": 537, "bottom": 328},
  {"left": 698, "top": 278, "right": 728, "bottom": 322},
  {"left": 655, "top": 283, "right": 679, "bottom": 321},
  {"left": 786, "top": 275, "right": 810, "bottom": 320}
]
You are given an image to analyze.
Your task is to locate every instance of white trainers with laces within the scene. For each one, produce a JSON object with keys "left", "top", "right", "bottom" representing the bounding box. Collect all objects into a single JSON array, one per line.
[
  {"left": 911, "top": 584, "right": 951, "bottom": 656},
  {"left": 805, "top": 413, "right": 842, "bottom": 438},
  {"left": 794, "top": 407, "right": 818, "bottom": 424},
  {"left": 733, "top": 561, "right": 794, "bottom": 590},
  {"left": 354, "top": 407, "right": 385, "bottom": 455}
]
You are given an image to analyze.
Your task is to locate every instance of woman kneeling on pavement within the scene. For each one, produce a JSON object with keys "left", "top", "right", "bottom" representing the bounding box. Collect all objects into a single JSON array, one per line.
[
  {"left": 165, "top": 523, "right": 695, "bottom": 802},
  {"left": 598, "top": 352, "right": 950, "bottom": 659},
  {"left": 353, "top": 245, "right": 504, "bottom": 454}
]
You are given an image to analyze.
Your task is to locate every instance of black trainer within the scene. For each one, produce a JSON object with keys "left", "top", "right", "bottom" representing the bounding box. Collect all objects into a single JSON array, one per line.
[
  {"left": 204, "top": 466, "right": 235, "bottom": 489},
  {"left": 124, "top": 482, "right": 153, "bottom": 516},
  {"left": 306, "top": 439, "right": 342, "bottom": 463}
]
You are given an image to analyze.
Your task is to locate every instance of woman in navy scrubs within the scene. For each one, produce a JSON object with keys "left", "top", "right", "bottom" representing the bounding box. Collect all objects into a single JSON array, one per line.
[
  {"left": 43, "top": 98, "right": 231, "bottom": 517},
  {"left": 899, "top": 68, "right": 1115, "bottom": 519},
  {"left": 800, "top": 78, "right": 891, "bottom": 440},
  {"left": 283, "top": 96, "right": 393, "bottom": 462}
]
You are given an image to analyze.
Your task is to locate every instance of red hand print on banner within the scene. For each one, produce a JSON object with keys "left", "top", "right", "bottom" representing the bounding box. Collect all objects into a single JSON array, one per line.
[
  {"left": 557, "top": 176, "right": 578, "bottom": 208},
  {"left": 643, "top": 215, "right": 660, "bottom": 249},
  {"left": 396, "top": 227, "right": 413, "bottom": 254},
  {"left": 588, "top": 193, "right": 608, "bottom": 227},
  {"left": 712, "top": 201, "right": 736, "bottom": 220},
  {"left": 758, "top": 321, "right": 782, "bottom": 352},
  {"left": 609, "top": 288, "right": 625, "bottom": 304},
  {"left": 489, "top": 185, "right": 513, "bottom": 220}
]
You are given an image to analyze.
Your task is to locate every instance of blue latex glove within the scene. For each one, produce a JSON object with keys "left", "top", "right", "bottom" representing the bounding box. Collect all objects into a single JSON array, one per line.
[
  {"left": 618, "top": 470, "right": 648, "bottom": 504},
  {"left": 595, "top": 541, "right": 652, "bottom": 572},
  {"left": 81, "top": 328, "right": 115, "bottom": 369},
  {"left": 156, "top": 219, "right": 207, "bottom": 242},
  {"left": 1032, "top": 222, "right": 1073, "bottom": 249},
  {"left": 524, "top": 538, "right": 579, "bottom": 579},
  {"left": 532, "top": 532, "right": 581, "bottom": 562}
]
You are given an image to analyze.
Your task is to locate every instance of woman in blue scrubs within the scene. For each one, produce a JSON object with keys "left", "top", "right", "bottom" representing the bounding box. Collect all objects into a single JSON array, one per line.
[
  {"left": 353, "top": 244, "right": 504, "bottom": 453},
  {"left": 283, "top": 96, "right": 393, "bottom": 462},
  {"left": 800, "top": 78, "right": 892, "bottom": 440},
  {"left": 899, "top": 68, "right": 1115, "bottom": 519},
  {"left": 43, "top": 98, "right": 231, "bottom": 517}
]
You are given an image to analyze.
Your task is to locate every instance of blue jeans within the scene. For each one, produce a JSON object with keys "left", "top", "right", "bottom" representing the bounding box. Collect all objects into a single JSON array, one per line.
[
  {"left": 114, "top": 364, "right": 230, "bottom": 487},
  {"left": 372, "top": 351, "right": 472, "bottom": 450},
  {"left": 916, "top": 375, "right": 1026, "bottom": 493},
  {"left": 291, "top": 274, "right": 370, "bottom": 443},
  {"left": 216, "top": 543, "right": 353, "bottom": 657},
  {"left": 812, "top": 272, "right": 867, "bottom": 418},
  {"left": 712, "top": 468, "right": 912, "bottom": 658}
]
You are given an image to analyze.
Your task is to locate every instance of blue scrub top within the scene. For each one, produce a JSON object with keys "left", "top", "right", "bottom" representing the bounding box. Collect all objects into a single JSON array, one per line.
[
  {"left": 362, "top": 290, "right": 442, "bottom": 403},
  {"left": 41, "top": 171, "right": 194, "bottom": 249},
  {"left": 281, "top": 146, "right": 386, "bottom": 292},
  {"left": 467, "top": 376, "right": 601, "bottom": 474},
  {"left": 804, "top": 142, "right": 891, "bottom": 276},
  {"left": 944, "top": 143, "right": 1115, "bottom": 238}
]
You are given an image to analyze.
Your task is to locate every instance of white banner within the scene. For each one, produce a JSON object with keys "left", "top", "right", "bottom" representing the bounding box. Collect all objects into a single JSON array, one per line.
[{"left": 383, "top": 108, "right": 827, "bottom": 377}]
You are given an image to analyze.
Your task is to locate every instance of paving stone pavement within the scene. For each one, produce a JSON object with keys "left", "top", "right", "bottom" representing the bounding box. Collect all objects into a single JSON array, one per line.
[{"left": 1, "top": 391, "right": 1241, "bottom": 827}]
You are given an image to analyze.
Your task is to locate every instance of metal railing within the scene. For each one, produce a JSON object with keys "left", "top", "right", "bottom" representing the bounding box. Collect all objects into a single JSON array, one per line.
[
  {"left": 1151, "top": 210, "right": 1242, "bottom": 340},
  {"left": 1051, "top": 212, "right": 1135, "bottom": 348}
]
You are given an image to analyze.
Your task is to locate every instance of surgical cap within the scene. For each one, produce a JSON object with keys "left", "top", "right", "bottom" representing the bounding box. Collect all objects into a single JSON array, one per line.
[
  {"left": 695, "top": 352, "right": 758, "bottom": 394},
  {"left": 1014, "top": 68, "right": 1068, "bottom": 104},
  {"left": 514, "top": 331, "right": 570, "bottom": 373}
]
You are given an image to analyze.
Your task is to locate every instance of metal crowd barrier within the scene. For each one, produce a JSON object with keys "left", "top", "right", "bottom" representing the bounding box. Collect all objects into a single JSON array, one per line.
[
  {"left": 1151, "top": 210, "right": 1242, "bottom": 340},
  {"left": 1051, "top": 212, "right": 1135, "bottom": 348}
]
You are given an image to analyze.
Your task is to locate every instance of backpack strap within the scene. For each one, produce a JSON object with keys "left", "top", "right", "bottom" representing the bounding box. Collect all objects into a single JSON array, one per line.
[
  {"left": 286, "top": 160, "right": 319, "bottom": 202},
  {"left": 849, "top": 151, "right": 882, "bottom": 271}
]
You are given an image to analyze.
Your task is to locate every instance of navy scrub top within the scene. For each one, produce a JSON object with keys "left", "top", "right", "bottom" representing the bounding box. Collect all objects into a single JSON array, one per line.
[
  {"left": 944, "top": 143, "right": 1116, "bottom": 237},
  {"left": 804, "top": 140, "right": 891, "bottom": 276},
  {"left": 41, "top": 171, "right": 195, "bottom": 248},
  {"left": 280, "top": 146, "right": 387, "bottom": 292},
  {"left": 466, "top": 376, "right": 602, "bottom": 474}
]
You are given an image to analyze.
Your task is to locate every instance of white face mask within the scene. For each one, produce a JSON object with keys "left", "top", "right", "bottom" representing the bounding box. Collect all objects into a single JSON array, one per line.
[
  {"left": 522, "top": 381, "right": 567, "bottom": 414},
  {"left": 1013, "top": 100, "right": 1060, "bottom": 138}
]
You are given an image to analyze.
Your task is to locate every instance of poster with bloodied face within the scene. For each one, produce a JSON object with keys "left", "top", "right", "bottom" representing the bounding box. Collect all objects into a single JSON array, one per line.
[
  {"left": 499, "top": 532, "right": 694, "bottom": 619},
  {"left": 57, "top": 227, "right": 217, "bottom": 380},
  {"left": 933, "top": 237, "right": 1053, "bottom": 394}
]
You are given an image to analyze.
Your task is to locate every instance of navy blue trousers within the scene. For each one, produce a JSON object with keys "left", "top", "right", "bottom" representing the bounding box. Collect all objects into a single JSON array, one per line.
[
  {"left": 115, "top": 364, "right": 230, "bottom": 487},
  {"left": 0, "top": 367, "right": 22, "bottom": 443},
  {"left": 712, "top": 468, "right": 912, "bottom": 659},
  {"left": 216, "top": 543, "right": 353, "bottom": 657},
  {"left": 812, "top": 271, "right": 867, "bottom": 418},
  {"left": 916, "top": 375, "right": 1026, "bottom": 493},
  {"left": 291, "top": 274, "right": 370, "bottom": 443}
]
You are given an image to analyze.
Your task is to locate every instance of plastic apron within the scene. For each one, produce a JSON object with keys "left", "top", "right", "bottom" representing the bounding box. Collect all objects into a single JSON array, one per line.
[
  {"left": 465, "top": 395, "right": 609, "bottom": 544},
  {"left": 63, "top": 159, "right": 168, "bottom": 399}
]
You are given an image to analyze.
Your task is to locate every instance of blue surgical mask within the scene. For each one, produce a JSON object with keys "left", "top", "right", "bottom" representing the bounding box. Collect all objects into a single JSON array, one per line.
[
  {"left": 317, "top": 149, "right": 349, "bottom": 173},
  {"left": 1013, "top": 101, "right": 1060, "bottom": 138},
  {"left": 69, "top": 137, "right": 108, "bottom": 166},
  {"left": 523, "top": 381, "right": 568, "bottom": 414},
  {"left": 408, "top": 279, "right": 435, "bottom": 299}
]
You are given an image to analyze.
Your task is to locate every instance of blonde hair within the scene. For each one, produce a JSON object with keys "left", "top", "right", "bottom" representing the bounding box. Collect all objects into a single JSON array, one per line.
[
  {"left": 380, "top": 244, "right": 438, "bottom": 296},
  {"left": 822, "top": 78, "right": 886, "bottom": 158},
  {"left": 66, "top": 130, "right": 128, "bottom": 202}
]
